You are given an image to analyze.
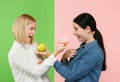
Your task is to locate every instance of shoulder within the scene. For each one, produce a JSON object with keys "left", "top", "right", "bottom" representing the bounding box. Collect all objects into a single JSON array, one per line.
[
  {"left": 86, "top": 44, "right": 104, "bottom": 61},
  {"left": 31, "top": 41, "right": 37, "bottom": 47},
  {"left": 8, "top": 42, "right": 27, "bottom": 60}
]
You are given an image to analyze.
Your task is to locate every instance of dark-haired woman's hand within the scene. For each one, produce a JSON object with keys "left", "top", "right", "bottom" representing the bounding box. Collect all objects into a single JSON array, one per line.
[{"left": 61, "top": 49, "right": 76, "bottom": 62}]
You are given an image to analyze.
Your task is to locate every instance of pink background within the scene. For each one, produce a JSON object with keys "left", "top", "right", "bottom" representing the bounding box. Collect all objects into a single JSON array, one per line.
[{"left": 55, "top": 0, "right": 120, "bottom": 82}]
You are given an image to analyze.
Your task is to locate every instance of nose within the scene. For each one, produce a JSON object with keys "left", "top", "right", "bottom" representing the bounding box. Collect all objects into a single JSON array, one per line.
[{"left": 73, "top": 30, "right": 76, "bottom": 35}]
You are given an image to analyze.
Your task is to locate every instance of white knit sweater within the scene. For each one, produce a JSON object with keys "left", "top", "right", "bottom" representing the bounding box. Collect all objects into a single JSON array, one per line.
[{"left": 8, "top": 41, "right": 56, "bottom": 82}]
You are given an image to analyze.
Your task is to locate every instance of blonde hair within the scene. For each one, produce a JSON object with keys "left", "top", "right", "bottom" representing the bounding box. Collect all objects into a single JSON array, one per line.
[{"left": 12, "top": 14, "right": 36, "bottom": 44}]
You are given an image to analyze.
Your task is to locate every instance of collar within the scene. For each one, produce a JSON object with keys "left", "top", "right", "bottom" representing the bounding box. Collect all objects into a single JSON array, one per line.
[
  {"left": 14, "top": 40, "right": 31, "bottom": 48},
  {"left": 82, "top": 40, "right": 98, "bottom": 50}
]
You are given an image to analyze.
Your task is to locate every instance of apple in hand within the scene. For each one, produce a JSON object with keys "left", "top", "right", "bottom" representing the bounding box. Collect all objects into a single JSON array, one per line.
[{"left": 37, "top": 43, "right": 46, "bottom": 52}]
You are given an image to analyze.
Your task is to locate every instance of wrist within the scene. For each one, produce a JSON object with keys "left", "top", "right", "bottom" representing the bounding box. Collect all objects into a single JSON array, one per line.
[
  {"left": 43, "top": 53, "right": 51, "bottom": 58},
  {"left": 61, "top": 56, "right": 66, "bottom": 61},
  {"left": 61, "top": 58, "right": 67, "bottom": 62},
  {"left": 52, "top": 51, "right": 59, "bottom": 57}
]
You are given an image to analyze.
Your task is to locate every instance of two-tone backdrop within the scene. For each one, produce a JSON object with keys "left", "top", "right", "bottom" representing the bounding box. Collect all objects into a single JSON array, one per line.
[
  {"left": 0, "top": 0, "right": 54, "bottom": 82},
  {"left": 0, "top": 0, "right": 120, "bottom": 82}
]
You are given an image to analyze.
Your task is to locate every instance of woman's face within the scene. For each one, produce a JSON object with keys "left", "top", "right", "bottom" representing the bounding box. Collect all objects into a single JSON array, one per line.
[
  {"left": 25, "top": 22, "right": 36, "bottom": 43},
  {"left": 73, "top": 22, "right": 88, "bottom": 43}
]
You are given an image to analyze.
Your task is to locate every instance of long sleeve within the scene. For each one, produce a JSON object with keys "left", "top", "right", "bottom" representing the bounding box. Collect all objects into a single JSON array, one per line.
[
  {"left": 8, "top": 41, "right": 56, "bottom": 82},
  {"left": 53, "top": 41, "right": 104, "bottom": 82},
  {"left": 9, "top": 50, "right": 56, "bottom": 77},
  {"left": 54, "top": 52, "right": 100, "bottom": 81}
]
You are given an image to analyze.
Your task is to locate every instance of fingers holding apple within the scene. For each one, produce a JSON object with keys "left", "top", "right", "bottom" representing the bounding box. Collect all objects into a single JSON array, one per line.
[
  {"left": 37, "top": 43, "right": 50, "bottom": 58},
  {"left": 37, "top": 43, "right": 46, "bottom": 52}
]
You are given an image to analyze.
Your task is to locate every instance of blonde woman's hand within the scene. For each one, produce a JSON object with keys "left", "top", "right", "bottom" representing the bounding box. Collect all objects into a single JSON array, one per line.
[
  {"left": 38, "top": 59, "right": 44, "bottom": 64},
  {"left": 53, "top": 42, "right": 69, "bottom": 57},
  {"left": 37, "top": 47, "right": 51, "bottom": 58},
  {"left": 61, "top": 49, "right": 76, "bottom": 62}
]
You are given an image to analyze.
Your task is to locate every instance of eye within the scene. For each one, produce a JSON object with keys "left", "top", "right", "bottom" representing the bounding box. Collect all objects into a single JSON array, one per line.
[
  {"left": 30, "top": 27, "right": 33, "bottom": 30},
  {"left": 74, "top": 27, "right": 78, "bottom": 31},
  {"left": 30, "top": 27, "right": 36, "bottom": 30}
]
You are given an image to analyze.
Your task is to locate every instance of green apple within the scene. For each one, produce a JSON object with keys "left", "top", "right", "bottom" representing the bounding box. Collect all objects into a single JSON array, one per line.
[{"left": 37, "top": 43, "right": 46, "bottom": 52}]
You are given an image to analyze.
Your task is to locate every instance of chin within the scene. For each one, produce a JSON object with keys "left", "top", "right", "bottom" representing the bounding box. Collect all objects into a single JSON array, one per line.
[
  {"left": 79, "top": 39, "right": 84, "bottom": 43},
  {"left": 78, "top": 39, "right": 82, "bottom": 42}
]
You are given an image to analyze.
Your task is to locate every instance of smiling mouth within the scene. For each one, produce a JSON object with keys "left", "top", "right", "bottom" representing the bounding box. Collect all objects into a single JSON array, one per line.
[{"left": 29, "top": 36, "right": 32, "bottom": 39}]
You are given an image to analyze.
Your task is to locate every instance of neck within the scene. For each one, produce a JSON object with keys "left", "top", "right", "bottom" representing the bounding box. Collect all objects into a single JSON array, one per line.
[{"left": 85, "top": 36, "right": 95, "bottom": 44}]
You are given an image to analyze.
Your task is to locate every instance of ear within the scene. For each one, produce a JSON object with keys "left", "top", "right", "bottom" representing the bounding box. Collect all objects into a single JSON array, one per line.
[{"left": 85, "top": 26, "right": 91, "bottom": 33}]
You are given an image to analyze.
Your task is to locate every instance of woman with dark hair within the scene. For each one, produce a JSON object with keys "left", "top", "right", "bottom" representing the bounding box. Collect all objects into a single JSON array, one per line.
[{"left": 53, "top": 13, "right": 106, "bottom": 82}]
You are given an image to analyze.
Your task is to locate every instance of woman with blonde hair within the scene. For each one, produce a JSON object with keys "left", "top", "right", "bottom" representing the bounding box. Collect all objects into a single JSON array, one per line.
[{"left": 8, "top": 14, "right": 67, "bottom": 82}]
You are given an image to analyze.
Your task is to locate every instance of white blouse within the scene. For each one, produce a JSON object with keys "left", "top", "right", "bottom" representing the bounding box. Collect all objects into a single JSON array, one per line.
[{"left": 8, "top": 41, "right": 56, "bottom": 82}]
